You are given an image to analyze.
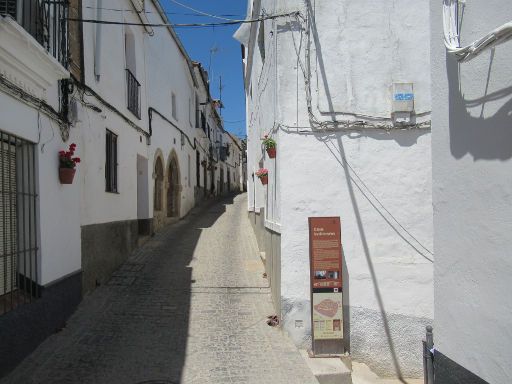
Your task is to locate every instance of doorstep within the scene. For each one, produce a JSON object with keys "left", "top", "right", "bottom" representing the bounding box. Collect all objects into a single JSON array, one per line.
[{"left": 300, "top": 350, "right": 352, "bottom": 384}]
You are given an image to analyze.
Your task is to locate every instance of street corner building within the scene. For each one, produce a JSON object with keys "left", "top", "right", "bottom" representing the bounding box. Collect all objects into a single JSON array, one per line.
[
  {"left": 0, "top": 0, "right": 244, "bottom": 377},
  {"left": 237, "top": 0, "right": 434, "bottom": 378},
  {"left": 431, "top": 1, "right": 512, "bottom": 384}
]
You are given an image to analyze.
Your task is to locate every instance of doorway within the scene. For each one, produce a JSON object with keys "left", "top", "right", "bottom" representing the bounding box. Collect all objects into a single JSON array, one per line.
[{"left": 167, "top": 156, "right": 180, "bottom": 217}]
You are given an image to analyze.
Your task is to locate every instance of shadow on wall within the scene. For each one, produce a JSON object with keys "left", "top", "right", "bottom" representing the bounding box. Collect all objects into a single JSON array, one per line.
[
  {"left": 300, "top": 0, "right": 432, "bottom": 379},
  {"left": 447, "top": 53, "right": 512, "bottom": 160}
]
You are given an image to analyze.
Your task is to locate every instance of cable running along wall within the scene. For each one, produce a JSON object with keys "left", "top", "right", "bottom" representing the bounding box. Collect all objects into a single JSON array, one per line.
[{"left": 443, "top": 0, "right": 512, "bottom": 62}]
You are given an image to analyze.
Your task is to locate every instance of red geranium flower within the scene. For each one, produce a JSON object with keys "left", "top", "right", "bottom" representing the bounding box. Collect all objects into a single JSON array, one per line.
[{"left": 59, "top": 144, "right": 81, "bottom": 169}]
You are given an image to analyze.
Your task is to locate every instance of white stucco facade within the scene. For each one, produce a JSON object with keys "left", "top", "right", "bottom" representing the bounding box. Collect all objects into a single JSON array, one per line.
[
  {"left": 0, "top": 0, "right": 242, "bottom": 295},
  {"left": 0, "top": 14, "right": 80, "bottom": 286},
  {"left": 431, "top": 1, "right": 512, "bottom": 383},
  {"left": 241, "top": 0, "right": 433, "bottom": 377}
]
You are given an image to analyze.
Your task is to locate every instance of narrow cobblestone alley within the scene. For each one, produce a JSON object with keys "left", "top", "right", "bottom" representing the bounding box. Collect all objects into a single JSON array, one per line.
[{"left": 1, "top": 194, "right": 318, "bottom": 384}]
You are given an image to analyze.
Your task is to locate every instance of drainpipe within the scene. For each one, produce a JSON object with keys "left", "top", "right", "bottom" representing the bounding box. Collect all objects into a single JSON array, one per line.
[{"left": 94, "top": 0, "right": 103, "bottom": 81}]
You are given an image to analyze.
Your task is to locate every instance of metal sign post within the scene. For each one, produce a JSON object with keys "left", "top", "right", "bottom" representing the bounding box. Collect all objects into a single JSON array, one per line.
[{"left": 309, "top": 217, "right": 344, "bottom": 356}]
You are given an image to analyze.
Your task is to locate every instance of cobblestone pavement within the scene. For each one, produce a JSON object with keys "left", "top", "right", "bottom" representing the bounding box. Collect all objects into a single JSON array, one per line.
[{"left": 2, "top": 194, "right": 319, "bottom": 384}]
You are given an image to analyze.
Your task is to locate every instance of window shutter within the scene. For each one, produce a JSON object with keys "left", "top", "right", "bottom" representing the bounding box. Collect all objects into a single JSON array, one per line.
[
  {"left": 0, "top": 143, "right": 17, "bottom": 295},
  {"left": 0, "top": 0, "right": 17, "bottom": 19}
]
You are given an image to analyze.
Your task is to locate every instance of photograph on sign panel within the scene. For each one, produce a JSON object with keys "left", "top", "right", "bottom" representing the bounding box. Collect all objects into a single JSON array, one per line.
[{"left": 314, "top": 270, "right": 327, "bottom": 279}]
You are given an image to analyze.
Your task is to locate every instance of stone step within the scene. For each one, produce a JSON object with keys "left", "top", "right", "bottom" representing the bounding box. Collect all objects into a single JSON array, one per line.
[
  {"left": 351, "top": 362, "right": 423, "bottom": 384},
  {"left": 300, "top": 350, "right": 353, "bottom": 384}
]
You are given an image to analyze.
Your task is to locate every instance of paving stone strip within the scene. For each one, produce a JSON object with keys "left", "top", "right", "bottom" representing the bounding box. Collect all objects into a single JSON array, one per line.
[{"left": 2, "top": 194, "right": 319, "bottom": 384}]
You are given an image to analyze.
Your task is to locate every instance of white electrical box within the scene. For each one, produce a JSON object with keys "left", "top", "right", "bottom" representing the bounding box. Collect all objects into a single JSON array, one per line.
[{"left": 392, "top": 83, "right": 414, "bottom": 113}]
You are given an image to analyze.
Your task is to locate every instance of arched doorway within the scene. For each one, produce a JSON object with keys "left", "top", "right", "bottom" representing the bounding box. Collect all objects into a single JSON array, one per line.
[
  {"left": 154, "top": 157, "right": 164, "bottom": 211},
  {"left": 167, "top": 156, "right": 180, "bottom": 217}
]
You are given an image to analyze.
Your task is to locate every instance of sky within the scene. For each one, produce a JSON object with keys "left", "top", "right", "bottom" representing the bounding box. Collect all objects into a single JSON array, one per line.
[{"left": 161, "top": 0, "right": 248, "bottom": 138}]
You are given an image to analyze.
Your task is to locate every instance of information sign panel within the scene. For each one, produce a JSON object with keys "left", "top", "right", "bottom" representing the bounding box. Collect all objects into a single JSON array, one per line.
[
  {"left": 309, "top": 217, "right": 342, "bottom": 290},
  {"left": 313, "top": 292, "right": 343, "bottom": 339},
  {"left": 309, "top": 217, "right": 344, "bottom": 347}
]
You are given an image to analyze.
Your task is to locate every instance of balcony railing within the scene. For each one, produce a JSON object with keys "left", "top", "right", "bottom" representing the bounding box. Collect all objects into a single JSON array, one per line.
[
  {"left": 0, "top": 0, "right": 69, "bottom": 68},
  {"left": 126, "top": 68, "right": 141, "bottom": 119}
]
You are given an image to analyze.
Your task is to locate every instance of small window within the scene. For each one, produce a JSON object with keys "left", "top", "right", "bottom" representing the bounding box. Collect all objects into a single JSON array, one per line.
[
  {"left": 201, "top": 112, "right": 206, "bottom": 132},
  {"left": 189, "top": 97, "right": 193, "bottom": 127},
  {"left": 188, "top": 154, "right": 191, "bottom": 187},
  {"left": 171, "top": 93, "right": 177, "bottom": 120},
  {"left": 195, "top": 94, "right": 200, "bottom": 128},
  {"left": 105, "top": 129, "right": 118, "bottom": 192}
]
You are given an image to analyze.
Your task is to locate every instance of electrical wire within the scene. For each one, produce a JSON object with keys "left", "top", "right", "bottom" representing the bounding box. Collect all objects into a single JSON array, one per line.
[
  {"left": 166, "top": 0, "right": 237, "bottom": 22},
  {"left": 291, "top": 13, "right": 431, "bottom": 131},
  {"left": 66, "top": 11, "right": 299, "bottom": 29},
  {"left": 83, "top": 5, "right": 243, "bottom": 18},
  {"left": 0, "top": 74, "right": 68, "bottom": 138},
  {"left": 443, "top": 0, "right": 512, "bottom": 62}
]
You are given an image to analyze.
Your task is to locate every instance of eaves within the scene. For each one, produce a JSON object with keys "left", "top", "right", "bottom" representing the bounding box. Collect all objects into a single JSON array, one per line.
[{"left": 151, "top": 0, "right": 198, "bottom": 88}]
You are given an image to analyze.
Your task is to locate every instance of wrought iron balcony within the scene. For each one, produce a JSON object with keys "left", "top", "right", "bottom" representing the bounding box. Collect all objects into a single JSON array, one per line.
[
  {"left": 126, "top": 68, "right": 141, "bottom": 119},
  {"left": 0, "top": 0, "right": 69, "bottom": 68}
]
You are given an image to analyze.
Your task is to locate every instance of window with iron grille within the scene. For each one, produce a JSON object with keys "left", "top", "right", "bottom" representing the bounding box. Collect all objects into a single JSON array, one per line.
[
  {"left": 196, "top": 150, "right": 200, "bottom": 187},
  {"left": 125, "top": 27, "right": 140, "bottom": 118},
  {"left": 201, "top": 112, "right": 206, "bottom": 133},
  {"left": 195, "top": 94, "right": 200, "bottom": 128},
  {"left": 105, "top": 130, "right": 118, "bottom": 193},
  {"left": 0, "top": 0, "right": 69, "bottom": 68},
  {"left": 0, "top": 130, "right": 39, "bottom": 316}
]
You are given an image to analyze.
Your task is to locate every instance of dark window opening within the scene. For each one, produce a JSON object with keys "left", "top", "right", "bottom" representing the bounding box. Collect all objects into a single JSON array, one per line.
[
  {"left": 196, "top": 150, "right": 200, "bottom": 187},
  {"left": 105, "top": 130, "right": 118, "bottom": 193},
  {"left": 154, "top": 157, "right": 164, "bottom": 211}
]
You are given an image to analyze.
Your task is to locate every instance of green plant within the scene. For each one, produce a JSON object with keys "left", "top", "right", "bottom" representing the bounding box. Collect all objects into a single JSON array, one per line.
[{"left": 261, "top": 135, "right": 276, "bottom": 149}]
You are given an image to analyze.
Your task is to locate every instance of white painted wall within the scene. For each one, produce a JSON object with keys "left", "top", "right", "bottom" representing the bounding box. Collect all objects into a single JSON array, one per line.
[
  {"left": 0, "top": 14, "right": 81, "bottom": 286},
  {"left": 0, "top": 0, "right": 239, "bottom": 291},
  {"left": 431, "top": 2, "right": 512, "bottom": 383},
  {"left": 79, "top": 0, "right": 150, "bottom": 226},
  {"left": 243, "top": 0, "right": 433, "bottom": 377},
  {"left": 145, "top": 0, "right": 198, "bottom": 219}
]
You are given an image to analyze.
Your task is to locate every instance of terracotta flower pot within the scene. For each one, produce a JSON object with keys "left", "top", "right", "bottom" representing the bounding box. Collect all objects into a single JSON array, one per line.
[
  {"left": 266, "top": 147, "right": 276, "bottom": 158},
  {"left": 59, "top": 168, "right": 76, "bottom": 184},
  {"left": 259, "top": 175, "right": 268, "bottom": 185}
]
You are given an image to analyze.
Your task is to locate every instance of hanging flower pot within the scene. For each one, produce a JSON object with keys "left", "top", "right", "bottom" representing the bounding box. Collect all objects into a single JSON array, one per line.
[
  {"left": 262, "top": 135, "right": 276, "bottom": 159},
  {"left": 59, "top": 167, "right": 76, "bottom": 184},
  {"left": 256, "top": 168, "right": 268, "bottom": 185},
  {"left": 58, "top": 143, "right": 80, "bottom": 185}
]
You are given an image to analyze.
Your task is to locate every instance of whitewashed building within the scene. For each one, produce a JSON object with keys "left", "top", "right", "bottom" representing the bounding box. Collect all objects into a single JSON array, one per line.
[
  {"left": 0, "top": 0, "right": 81, "bottom": 375},
  {"left": 238, "top": 0, "right": 433, "bottom": 378},
  {"left": 0, "top": 0, "right": 240, "bottom": 376},
  {"left": 431, "top": 1, "right": 512, "bottom": 383},
  {"left": 74, "top": 0, "right": 236, "bottom": 292}
]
